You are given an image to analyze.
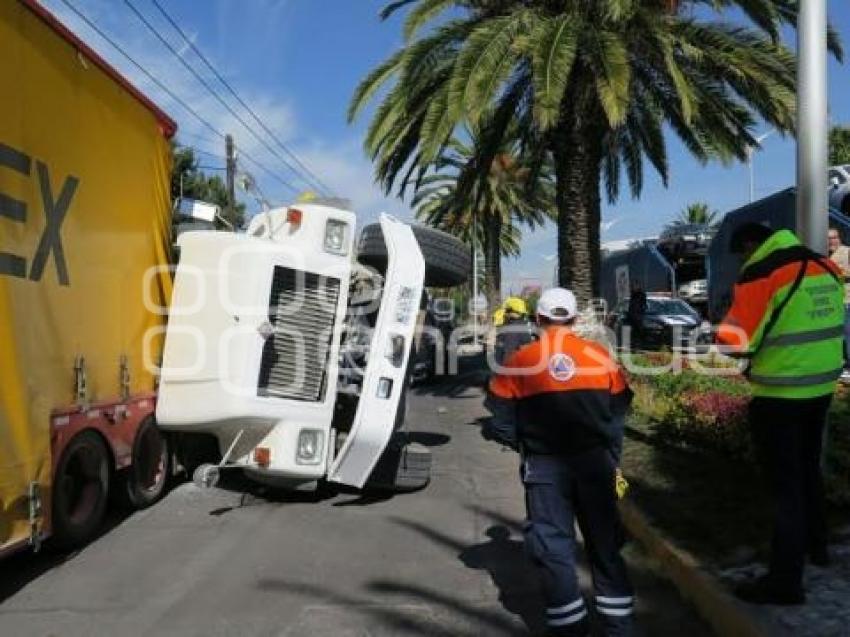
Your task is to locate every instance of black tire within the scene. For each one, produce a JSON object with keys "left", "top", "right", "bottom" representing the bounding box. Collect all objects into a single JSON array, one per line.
[
  {"left": 52, "top": 430, "right": 110, "bottom": 549},
  {"left": 357, "top": 223, "right": 470, "bottom": 288},
  {"left": 366, "top": 433, "right": 431, "bottom": 493},
  {"left": 121, "top": 417, "right": 171, "bottom": 510},
  {"left": 843, "top": 194, "right": 850, "bottom": 217}
]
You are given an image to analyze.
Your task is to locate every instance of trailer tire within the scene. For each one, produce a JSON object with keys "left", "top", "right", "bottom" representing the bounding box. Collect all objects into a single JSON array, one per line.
[
  {"left": 52, "top": 431, "right": 110, "bottom": 549},
  {"left": 121, "top": 417, "right": 170, "bottom": 510},
  {"left": 357, "top": 223, "right": 470, "bottom": 288},
  {"left": 366, "top": 433, "right": 431, "bottom": 493}
]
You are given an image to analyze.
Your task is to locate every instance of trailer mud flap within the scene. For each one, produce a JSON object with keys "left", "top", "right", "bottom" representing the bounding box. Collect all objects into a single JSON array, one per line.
[{"left": 328, "top": 215, "right": 425, "bottom": 488}]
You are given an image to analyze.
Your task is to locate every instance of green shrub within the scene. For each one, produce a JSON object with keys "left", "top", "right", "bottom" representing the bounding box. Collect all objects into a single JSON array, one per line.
[{"left": 629, "top": 371, "right": 850, "bottom": 506}]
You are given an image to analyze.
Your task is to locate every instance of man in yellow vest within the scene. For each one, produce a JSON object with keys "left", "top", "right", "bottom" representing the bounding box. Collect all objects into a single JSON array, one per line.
[{"left": 718, "top": 223, "right": 845, "bottom": 605}]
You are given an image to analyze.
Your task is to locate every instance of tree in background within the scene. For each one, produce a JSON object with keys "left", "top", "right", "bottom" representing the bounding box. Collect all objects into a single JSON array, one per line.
[
  {"left": 350, "top": 0, "right": 842, "bottom": 305},
  {"left": 413, "top": 135, "right": 554, "bottom": 312},
  {"left": 830, "top": 126, "right": 850, "bottom": 166},
  {"left": 171, "top": 144, "right": 245, "bottom": 229},
  {"left": 669, "top": 202, "right": 719, "bottom": 228}
]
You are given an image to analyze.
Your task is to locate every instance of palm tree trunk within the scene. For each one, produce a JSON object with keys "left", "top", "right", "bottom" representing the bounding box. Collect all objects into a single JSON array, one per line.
[
  {"left": 552, "top": 82, "right": 604, "bottom": 307},
  {"left": 483, "top": 214, "right": 502, "bottom": 314}
]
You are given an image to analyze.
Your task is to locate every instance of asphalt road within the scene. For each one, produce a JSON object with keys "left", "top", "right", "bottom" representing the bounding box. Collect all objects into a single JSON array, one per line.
[{"left": 1, "top": 366, "right": 711, "bottom": 636}]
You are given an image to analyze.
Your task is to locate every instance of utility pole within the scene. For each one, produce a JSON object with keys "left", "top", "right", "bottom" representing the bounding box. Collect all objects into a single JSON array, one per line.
[
  {"left": 225, "top": 134, "right": 236, "bottom": 226},
  {"left": 796, "top": 0, "right": 828, "bottom": 253}
]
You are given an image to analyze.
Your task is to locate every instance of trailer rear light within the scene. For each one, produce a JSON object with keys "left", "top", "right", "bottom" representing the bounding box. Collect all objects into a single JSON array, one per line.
[
  {"left": 287, "top": 208, "right": 303, "bottom": 226},
  {"left": 254, "top": 447, "right": 271, "bottom": 467}
]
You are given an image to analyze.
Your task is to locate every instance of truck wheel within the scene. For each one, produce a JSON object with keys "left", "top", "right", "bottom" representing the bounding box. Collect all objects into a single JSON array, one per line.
[
  {"left": 366, "top": 433, "right": 431, "bottom": 493},
  {"left": 52, "top": 431, "right": 110, "bottom": 549},
  {"left": 122, "top": 417, "right": 170, "bottom": 509},
  {"left": 357, "top": 223, "right": 470, "bottom": 288}
]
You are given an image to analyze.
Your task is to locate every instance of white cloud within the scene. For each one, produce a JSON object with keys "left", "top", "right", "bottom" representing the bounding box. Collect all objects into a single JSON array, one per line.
[{"left": 284, "top": 139, "right": 413, "bottom": 225}]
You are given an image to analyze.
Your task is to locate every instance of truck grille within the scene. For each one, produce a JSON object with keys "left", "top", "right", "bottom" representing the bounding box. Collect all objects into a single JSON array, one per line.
[{"left": 258, "top": 267, "right": 341, "bottom": 401}]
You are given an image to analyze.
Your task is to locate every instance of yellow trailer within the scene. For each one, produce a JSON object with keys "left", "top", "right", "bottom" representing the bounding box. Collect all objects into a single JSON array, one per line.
[{"left": 0, "top": 0, "right": 175, "bottom": 555}]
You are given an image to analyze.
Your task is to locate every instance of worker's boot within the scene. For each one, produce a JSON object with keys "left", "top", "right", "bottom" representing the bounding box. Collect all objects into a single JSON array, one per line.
[{"left": 734, "top": 575, "right": 805, "bottom": 606}]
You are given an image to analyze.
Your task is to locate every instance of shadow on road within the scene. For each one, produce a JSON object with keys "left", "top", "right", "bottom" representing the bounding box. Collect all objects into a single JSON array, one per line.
[
  {"left": 391, "top": 516, "right": 544, "bottom": 634},
  {"left": 0, "top": 508, "right": 130, "bottom": 604},
  {"left": 255, "top": 576, "right": 524, "bottom": 637},
  {"left": 406, "top": 431, "right": 451, "bottom": 447}
]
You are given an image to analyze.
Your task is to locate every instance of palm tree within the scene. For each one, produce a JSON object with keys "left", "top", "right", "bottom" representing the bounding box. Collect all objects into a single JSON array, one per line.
[
  {"left": 670, "top": 202, "right": 719, "bottom": 228},
  {"left": 349, "top": 0, "right": 842, "bottom": 304},
  {"left": 413, "top": 135, "right": 554, "bottom": 310}
]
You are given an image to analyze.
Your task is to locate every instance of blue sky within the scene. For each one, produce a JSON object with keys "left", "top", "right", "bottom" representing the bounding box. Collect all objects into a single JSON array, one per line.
[{"left": 42, "top": 0, "right": 850, "bottom": 292}]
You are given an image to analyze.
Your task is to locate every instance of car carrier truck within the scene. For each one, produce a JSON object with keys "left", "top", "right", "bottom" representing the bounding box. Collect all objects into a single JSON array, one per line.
[
  {"left": 707, "top": 188, "right": 850, "bottom": 322},
  {"left": 1, "top": 0, "right": 176, "bottom": 555}
]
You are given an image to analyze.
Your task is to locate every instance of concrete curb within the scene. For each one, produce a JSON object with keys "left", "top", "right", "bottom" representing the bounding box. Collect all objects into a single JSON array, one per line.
[{"left": 619, "top": 499, "right": 771, "bottom": 637}]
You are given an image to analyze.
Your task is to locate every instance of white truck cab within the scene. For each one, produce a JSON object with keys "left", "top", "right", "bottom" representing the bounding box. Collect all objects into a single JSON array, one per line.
[{"left": 157, "top": 204, "right": 437, "bottom": 491}]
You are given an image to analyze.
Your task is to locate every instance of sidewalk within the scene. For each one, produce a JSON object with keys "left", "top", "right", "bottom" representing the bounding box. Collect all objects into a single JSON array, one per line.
[{"left": 719, "top": 533, "right": 850, "bottom": 637}]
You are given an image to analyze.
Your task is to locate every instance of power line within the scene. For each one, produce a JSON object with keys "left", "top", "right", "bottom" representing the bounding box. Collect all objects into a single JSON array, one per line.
[
  {"left": 175, "top": 144, "right": 225, "bottom": 160},
  {"left": 58, "top": 0, "right": 222, "bottom": 141},
  {"left": 235, "top": 146, "right": 299, "bottom": 195},
  {"left": 123, "top": 0, "right": 329, "bottom": 196},
  {"left": 57, "top": 0, "right": 298, "bottom": 196},
  {"left": 149, "top": 0, "right": 334, "bottom": 196}
]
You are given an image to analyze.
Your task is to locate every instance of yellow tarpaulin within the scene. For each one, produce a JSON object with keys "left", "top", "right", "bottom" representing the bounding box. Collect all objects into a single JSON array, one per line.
[{"left": 0, "top": 0, "right": 173, "bottom": 552}]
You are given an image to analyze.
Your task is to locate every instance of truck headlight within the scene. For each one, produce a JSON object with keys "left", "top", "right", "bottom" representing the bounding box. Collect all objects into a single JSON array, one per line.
[
  {"left": 296, "top": 429, "right": 324, "bottom": 465},
  {"left": 324, "top": 219, "right": 349, "bottom": 255}
]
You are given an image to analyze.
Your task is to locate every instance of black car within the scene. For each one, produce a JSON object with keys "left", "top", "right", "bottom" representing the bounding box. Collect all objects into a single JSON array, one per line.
[{"left": 608, "top": 295, "right": 704, "bottom": 350}]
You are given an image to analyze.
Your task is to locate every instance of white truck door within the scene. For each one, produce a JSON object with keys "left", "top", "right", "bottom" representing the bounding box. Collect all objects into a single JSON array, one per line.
[{"left": 328, "top": 215, "right": 425, "bottom": 488}]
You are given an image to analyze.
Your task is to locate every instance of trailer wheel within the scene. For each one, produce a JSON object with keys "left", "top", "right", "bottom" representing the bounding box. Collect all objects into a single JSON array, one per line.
[
  {"left": 122, "top": 417, "right": 170, "bottom": 509},
  {"left": 366, "top": 433, "right": 431, "bottom": 493},
  {"left": 358, "top": 223, "right": 470, "bottom": 288},
  {"left": 52, "top": 431, "right": 110, "bottom": 549}
]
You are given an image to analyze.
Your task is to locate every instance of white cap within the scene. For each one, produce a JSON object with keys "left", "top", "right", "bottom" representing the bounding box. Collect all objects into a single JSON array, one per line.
[{"left": 537, "top": 287, "right": 578, "bottom": 322}]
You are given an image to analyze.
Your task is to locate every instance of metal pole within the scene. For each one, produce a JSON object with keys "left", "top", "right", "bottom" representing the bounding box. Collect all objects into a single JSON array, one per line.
[
  {"left": 225, "top": 134, "right": 236, "bottom": 227},
  {"left": 472, "top": 211, "right": 479, "bottom": 345},
  {"left": 748, "top": 148, "right": 755, "bottom": 203},
  {"left": 796, "top": 0, "right": 828, "bottom": 253}
]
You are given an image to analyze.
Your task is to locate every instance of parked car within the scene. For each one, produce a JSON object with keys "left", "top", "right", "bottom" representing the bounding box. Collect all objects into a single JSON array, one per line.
[
  {"left": 608, "top": 295, "right": 704, "bottom": 350},
  {"left": 829, "top": 165, "right": 850, "bottom": 215},
  {"left": 678, "top": 278, "right": 708, "bottom": 304}
]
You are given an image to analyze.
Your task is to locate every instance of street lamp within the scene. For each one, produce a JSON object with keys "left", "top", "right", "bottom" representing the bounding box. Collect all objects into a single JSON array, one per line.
[{"left": 745, "top": 129, "right": 775, "bottom": 203}]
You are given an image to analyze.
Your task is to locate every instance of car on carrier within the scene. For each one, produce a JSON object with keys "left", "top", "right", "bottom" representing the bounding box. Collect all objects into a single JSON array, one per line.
[{"left": 156, "top": 203, "right": 469, "bottom": 494}]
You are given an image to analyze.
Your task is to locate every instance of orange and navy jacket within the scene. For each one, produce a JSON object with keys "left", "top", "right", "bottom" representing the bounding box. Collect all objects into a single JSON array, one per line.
[{"left": 486, "top": 326, "right": 632, "bottom": 456}]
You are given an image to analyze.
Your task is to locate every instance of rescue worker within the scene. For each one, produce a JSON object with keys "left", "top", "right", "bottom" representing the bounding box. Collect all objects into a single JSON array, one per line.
[
  {"left": 626, "top": 286, "right": 647, "bottom": 348},
  {"left": 718, "top": 223, "right": 845, "bottom": 605},
  {"left": 493, "top": 296, "right": 536, "bottom": 366},
  {"left": 484, "top": 287, "right": 635, "bottom": 636},
  {"left": 827, "top": 227, "right": 850, "bottom": 380}
]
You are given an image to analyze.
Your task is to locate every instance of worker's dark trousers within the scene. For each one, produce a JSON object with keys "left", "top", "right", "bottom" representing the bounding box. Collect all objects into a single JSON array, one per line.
[
  {"left": 522, "top": 450, "right": 633, "bottom": 637},
  {"left": 749, "top": 394, "right": 832, "bottom": 593}
]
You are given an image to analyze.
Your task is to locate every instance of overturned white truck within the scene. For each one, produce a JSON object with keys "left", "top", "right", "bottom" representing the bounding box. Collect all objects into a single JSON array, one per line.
[{"left": 156, "top": 204, "right": 469, "bottom": 493}]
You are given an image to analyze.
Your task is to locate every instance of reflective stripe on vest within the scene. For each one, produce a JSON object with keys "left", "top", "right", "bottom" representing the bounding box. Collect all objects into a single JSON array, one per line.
[
  {"left": 762, "top": 324, "right": 845, "bottom": 348},
  {"left": 749, "top": 368, "right": 843, "bottom": 387}
]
